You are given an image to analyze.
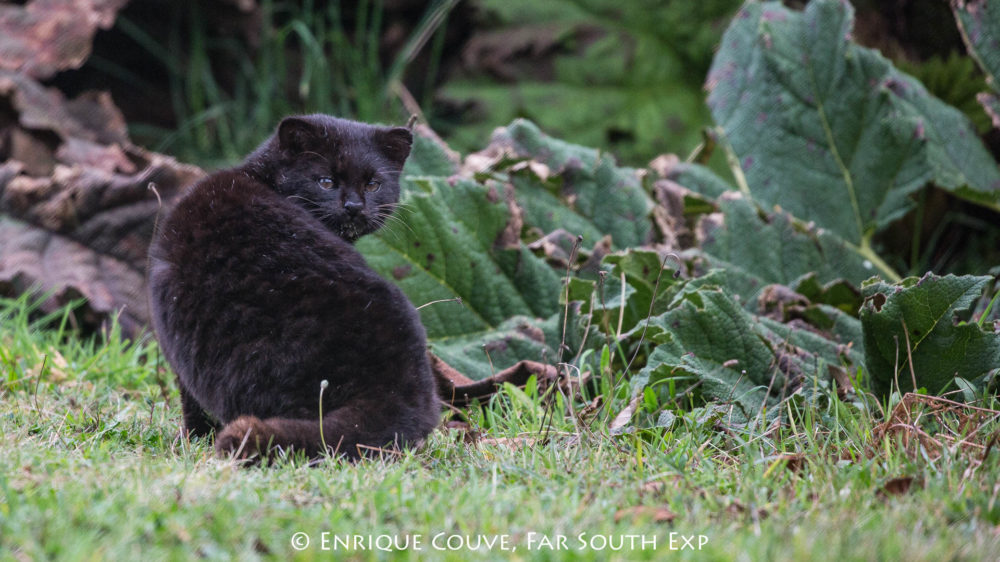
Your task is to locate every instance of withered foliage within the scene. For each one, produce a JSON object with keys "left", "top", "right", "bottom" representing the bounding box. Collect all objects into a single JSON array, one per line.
[
  {"left": 1, "top": 1, "right": 204, "bottom": 335},
  {"left": 871, "top": 393, "right": 1000, "bottom": 464}
]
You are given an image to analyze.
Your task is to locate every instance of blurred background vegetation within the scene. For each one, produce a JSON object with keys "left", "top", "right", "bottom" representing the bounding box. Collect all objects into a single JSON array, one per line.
[
  {"left": 41, "top": 0, "right": 1000, "bottom": 274},
  {"left": 50, "top": 0, "right": 737, "bottom": 168},
  {"left": 51, "top": 0, "right": 996, "bottom": 170}
]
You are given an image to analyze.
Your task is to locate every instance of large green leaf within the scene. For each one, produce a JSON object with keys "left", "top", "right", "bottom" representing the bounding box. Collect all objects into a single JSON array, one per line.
[
  {"left": 485, "top": 119, "right": 656, "bottom": 249},
  {"left": 707, "top": 0, "right": 1000, "bottom": 249},
  {"left": 426, "top": 306, "right": 591, "bottom": 384},
  {"left": 660, "top": 164, "right": 875, "bottom": 307},
  {"left": 860, "top": 274, "right": 1000, "bottom": 398},
  {"left": 357, "top": 174, "right": 564, "bottom": 380},
  {"left": 954, "top": 0, "right": 1000, "bottom": 82},
  {"left": 567, "top": 249, "right": 687, "bottom": 336},
  {"left": 359, "top": 123, "right": 652, "bottom": 380},
  {"left": 402, "top": 132, "right": 459, "bottom": 177},
  {"left": 696, "top": 192, "right": 877, "bottom": 295},
  {"left": 634, "top": 287, "right": 803, "bottom": 422}
]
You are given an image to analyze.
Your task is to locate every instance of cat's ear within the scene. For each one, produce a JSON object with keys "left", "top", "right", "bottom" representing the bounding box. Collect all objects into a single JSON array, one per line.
[
  {"left": 277, "top": 117, "right": 324, "bottom": 153},
  {"left": 378, "top": 127, "right": 413, "bottom": 166}
]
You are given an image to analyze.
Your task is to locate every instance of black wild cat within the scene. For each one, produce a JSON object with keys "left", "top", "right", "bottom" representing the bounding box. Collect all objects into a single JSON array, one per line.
[{"left": 147, "top": 114, "right": 440, "bottom": 461}]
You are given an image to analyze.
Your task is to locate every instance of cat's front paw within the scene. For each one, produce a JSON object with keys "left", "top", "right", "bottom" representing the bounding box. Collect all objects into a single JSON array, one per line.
[{"left": 215, "top": 416, "right": 269, "bottom": 459}]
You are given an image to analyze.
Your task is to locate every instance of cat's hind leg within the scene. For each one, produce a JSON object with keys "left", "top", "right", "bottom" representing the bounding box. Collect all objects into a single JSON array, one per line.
[{"left": 214, "top": 400, "right": 437, "bottom": 462}]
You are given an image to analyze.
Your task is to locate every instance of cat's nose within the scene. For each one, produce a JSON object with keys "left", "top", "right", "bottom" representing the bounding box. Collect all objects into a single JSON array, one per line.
[{"left": 344, "top": 201, "right": 363, "bottom": 215}]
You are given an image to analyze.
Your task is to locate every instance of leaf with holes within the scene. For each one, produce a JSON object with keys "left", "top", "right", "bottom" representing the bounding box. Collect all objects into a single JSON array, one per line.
[{"left": 860, "top": 273, "right": 1000, "bottom": 398}]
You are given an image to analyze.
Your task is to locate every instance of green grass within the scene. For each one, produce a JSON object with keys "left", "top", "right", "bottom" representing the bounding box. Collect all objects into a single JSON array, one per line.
[
  {"left": 1, "top": 294, "right": 998, "bottom": 561},
  {"left": 122, "top": 0, "right": 458, "bottom": 168}
]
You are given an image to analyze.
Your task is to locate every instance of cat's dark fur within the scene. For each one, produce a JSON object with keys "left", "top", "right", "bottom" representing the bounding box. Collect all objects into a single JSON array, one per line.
[{"left": 147, "top": 114, "right": 439, "bottom": 462}]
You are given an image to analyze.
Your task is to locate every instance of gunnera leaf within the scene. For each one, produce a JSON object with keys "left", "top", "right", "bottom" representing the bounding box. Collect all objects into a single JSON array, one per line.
[
  {"left": 471, "top": 119, "right": 656, "bottom": 250},
  {"left": 356, "top": 172, "right": 567, "bottom": 380},
  {"left": 566, "top": 249, "right": 686, "bottom": 338},
  {"left": 658, "top": 162, "right": 877, "bottom": 310},
  {"left": 860, "top": 273, "right": 1000, "bottom": 398},
  {"left": 403, "top": 126, "right": 460, "bottom": 177},
  {"left": 707, "top": 0, "right": 1000, "bottom": 248},
  {"left": 635, "top": 287, "right": 805, "bottom": 423},
  {"left": 695, "top": 192, "right": 877, "bottom": 299}
]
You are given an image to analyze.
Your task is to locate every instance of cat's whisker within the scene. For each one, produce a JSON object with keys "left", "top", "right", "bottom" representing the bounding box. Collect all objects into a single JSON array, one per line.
[
  {"left": 375, "top": 212, "right": 415, "bottom": 236},
  {"left": 376, "top": 213, "right": 411, "bottom": 230},
  {"left": 378, "top": 216, "right": 417, "bottom": 244},
  {"left": 287, "top": 195, "right": 321, "bottom": 206},
  {"left": 375, "top": 221, "right": 407, "bottom": 244},
  {"left": 379, "top": 202, "right": 417, "bottom": 216},
  {"left": 373, "top": 221, "right": 413, "bottom": 243},
  {"left": 380, "top": 201, "right": 414, "bottom": 209},
  {"left": 301, "top": 151, "right": 330, "bottom": 163}
]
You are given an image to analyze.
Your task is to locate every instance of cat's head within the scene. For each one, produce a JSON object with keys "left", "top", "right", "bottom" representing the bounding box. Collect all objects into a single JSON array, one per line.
[{"left": 246, "top": 114, "right": 412, "bottom": 242}]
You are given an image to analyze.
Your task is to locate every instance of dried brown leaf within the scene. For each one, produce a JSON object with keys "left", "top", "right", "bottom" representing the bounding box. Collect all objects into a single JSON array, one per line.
[
  {"left": 652, "top": 178, "right": 695, "bottom": 250},
  {"left": 477, "top": 437, "right": 538, "bottom": 449},
  {"left": 777, "top": 453, "right": 806, "bottom": 474},
  {"left": 879, "top": 476, "right": 917, "bottom": 497},
  {"left": 0, "top": 0, "right": 128, "bottom": 80},
  {"left": 871, "top": 393, "right": 1000, "bottom": 461},
  {"left": 442, "top": 420, "right": 481, "bottom": 444},
  {"left": 609, "top": 395, "right": 641, "bottom": 434},
  {"left": 1, "top": 72, "right": 203, "bottom": 336},
  {"left": 829, "top": 364, "right": 855, "bottom": 399},
  {"left": 431, "top": 354, "right": 564, "bottom": 407}
]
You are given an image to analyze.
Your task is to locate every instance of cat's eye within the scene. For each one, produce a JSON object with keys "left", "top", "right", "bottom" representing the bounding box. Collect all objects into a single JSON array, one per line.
[
  {"left": 317, "top": 177, "right": 335, "bottom": 190},
  {"left": 365, "top": 180, "right": 381, "bottom": 193}
]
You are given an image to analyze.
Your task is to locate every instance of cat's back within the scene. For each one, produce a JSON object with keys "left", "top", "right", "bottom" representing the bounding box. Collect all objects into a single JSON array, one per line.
[{"left": 148, "top": 167, "right": 425, "bottom": 421}]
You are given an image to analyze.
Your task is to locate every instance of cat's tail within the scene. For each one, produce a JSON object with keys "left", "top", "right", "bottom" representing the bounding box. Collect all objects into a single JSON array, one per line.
[{"left": 214, "top": 403, "right": 436, "bottom": 462}]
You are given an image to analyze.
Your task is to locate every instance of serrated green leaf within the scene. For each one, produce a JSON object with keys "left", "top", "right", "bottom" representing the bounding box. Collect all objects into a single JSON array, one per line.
[
  {"left": 491, "top": 119, "right": 656, "bottom": 249},
  {"left": 860, "top": 273, "right": 1000, "bottom": 397},
  {"left": 898, "top": 53, "right": 993, "bottom": 134},
  {"left": 357, "top": 176, "right": 563, "bottom": 379},
  {"left": 694, "top": 192, "right": 876, "bottom": 302},
  {"left": 708, "top": 193, "right": 877, "bottom": 284},
  {"left": 635, "top": 288, "right": 787, "bottom": 421},
  {"left": 707, "top": 0, "right": 1000, "bottom": 247},
  {"left": 600, "top": 249, "right": 684, "bottom": 333},
  {"left": 429, "top": 307, "right": 589, "bottom": 383},
  {"left": 757, "top": 314, "right": 863, "bottom": 370},
  {"left": 663, "top": 160, "right": 736, "bottom": 199}
]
